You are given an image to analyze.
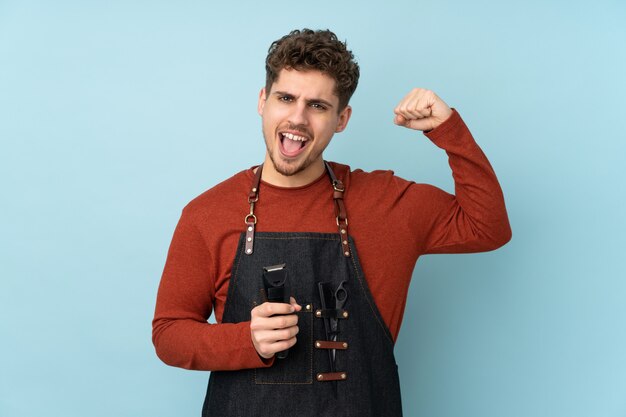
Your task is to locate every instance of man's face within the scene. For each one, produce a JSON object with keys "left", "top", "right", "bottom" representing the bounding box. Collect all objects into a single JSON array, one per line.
[{"left": 258, "top": 69, "right": 351, "bottom": 181}]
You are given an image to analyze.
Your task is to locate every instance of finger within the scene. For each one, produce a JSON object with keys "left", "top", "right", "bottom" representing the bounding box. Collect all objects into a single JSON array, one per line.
[
  {"left": 394, "top": 88, "right": 426, "bottom": 113},
  {"left": 396, "top": 88, "right": 439, "bottom": 120},
  {"left": 251, "top": 314, "right": 299, "bottom": 331},
  {"left": 289, "top": 297, "right": 302, "bottom": 311},
  {"left": 416, "top": 105, "right": 431, "bottom": 118},
  {"left": 253, "top": 324, "right": 300, "bottom": 342},
  {"left": 404, "top": 117, "right": 435, "bottom": 132},
  {"left": 394, "top": 88, "right": 422, "bottom": 113},
  {"left": 276, "top": 325, "right": 299, "bottom": 341},
  {"left": 416, "top": 90, "right": 452, "bottom": 122},
  {"left": 397, "top": 105, "right": 422, "bottom": 120},
  {"left": 254, "top": 336, "right": 298, "bottom": 358},
  {"left": 395, "top": 99, "right": 422, "bottom": 120},
  {"left": 399, "top": 99, "right": 432, "bottom": 120},
  {"left": 394, "top": 114, "right": 408, "bottom": 126},
  {"left": 405, "top": 100, "right": 434, "bottom": 120},
  {"left": 414, "top": 103, "right": 433, "bottom": 118},
  {"left": 265, "top": 336, "right": 298, "bottom": 354},
  {"left": 252, "top": 301, "right": 296, "bottom": 318}
]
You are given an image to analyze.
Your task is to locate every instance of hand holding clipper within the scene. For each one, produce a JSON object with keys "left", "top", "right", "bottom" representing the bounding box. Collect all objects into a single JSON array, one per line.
[
  {"left": 263, "top": 264, "right": 291, "bottom": 359},
  {"left": 250, "top": 264, "right": 300, "bottom": 360}
]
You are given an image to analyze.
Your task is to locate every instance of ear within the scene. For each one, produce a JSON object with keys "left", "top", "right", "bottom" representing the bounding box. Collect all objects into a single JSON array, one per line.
[
  {"left": 257, "top": 87, "right": 267, "bottom": 116},
  {"left": 335, "top": 105, "right": 352, "bottom": 133}
]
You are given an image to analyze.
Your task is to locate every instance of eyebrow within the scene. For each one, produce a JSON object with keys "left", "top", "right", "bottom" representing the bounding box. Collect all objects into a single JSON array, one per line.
[{"left": 273, "top": 91, "right": 335, "bottom": 109}]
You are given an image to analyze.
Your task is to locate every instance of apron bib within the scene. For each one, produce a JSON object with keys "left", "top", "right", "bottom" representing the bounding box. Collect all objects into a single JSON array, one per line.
[{"left": 202, "top": 163, "right": 403, "bottom": 417}]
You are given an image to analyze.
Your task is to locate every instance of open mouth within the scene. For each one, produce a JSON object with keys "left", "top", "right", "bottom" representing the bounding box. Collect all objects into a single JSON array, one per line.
[{"left": 279, "top": 131, "right": 309, "bottom": 158}]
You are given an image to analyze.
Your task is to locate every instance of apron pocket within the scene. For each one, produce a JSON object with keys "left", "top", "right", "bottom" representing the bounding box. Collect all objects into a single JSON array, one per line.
[{"left": 254, "top": 305, "right": 313, "bottom": 384}]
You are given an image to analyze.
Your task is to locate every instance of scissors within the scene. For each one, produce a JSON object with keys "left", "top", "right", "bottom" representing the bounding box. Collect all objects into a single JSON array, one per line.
[{"left": 331, "top": 280, "right": 348, "bottom": 362}]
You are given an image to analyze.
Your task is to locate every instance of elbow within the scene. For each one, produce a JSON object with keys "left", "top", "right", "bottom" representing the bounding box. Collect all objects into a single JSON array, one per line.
[
  {"left": 494, "top": 229, "right": 512, "bottom": 250},
  {"left": 153, "top": 337, "right": 193, "bottom": 370},
  {"left": 153, "top": 342, "right": 172, "bottom": 367},
  {"left": 485, "top": 219, "right": 512, "bottom": 251},
  {"left": 154, "top": 348, "right": 187, "bottom": 369},
  {"left": 152, "top": 334, "right": 172, "bottom": 367},
  {"left": 152, "top": 320, "right": 189, "bottom": 369},
  {"left": 152, "top": 323, "right": 170, "bottom": 366}
]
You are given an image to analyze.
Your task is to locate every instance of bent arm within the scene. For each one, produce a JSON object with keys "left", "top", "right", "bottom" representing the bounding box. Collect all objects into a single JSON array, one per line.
[
  {"left": 420, "top": 109, "right": 512, "bottom": 253},
  {"left": 152, "top": 210, "right": 271, "bottom": 371}
]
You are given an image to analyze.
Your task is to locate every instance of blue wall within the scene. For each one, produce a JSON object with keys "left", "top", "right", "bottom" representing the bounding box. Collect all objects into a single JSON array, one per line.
[{"left": 1, "top": 1, "right": 625, "bottom": 416}]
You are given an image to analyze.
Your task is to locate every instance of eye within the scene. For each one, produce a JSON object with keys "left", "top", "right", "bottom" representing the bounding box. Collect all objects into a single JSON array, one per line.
[
  {"left": 310, "top": 102, "right": 327, "bottom": 111},
  {"left": 278, "top": 95, "right": 293, "bottom": 102}
]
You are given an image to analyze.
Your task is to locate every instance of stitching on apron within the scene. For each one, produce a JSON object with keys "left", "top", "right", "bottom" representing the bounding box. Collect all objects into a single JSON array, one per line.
[
  {"left": 226, "top": 238, "right": 246, "bottom": 310},
  {"left": 255, "top": 236, "right": 339, "bottom": 241}
]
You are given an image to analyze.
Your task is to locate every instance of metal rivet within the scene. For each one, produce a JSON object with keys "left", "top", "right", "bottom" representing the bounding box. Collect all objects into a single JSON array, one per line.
[
  {"left": 247, "top": 226, "right": 253, "bottom": 232},
  {"left": 315, "top": 310, "right": 322, "bottom": 317},
  {"left": 247, "top": 237, "right": 252, "bottom": 242},
  {"left": 246, "top": 249, "right": 252, "bottom": 254},
  {"left": 344, "top": 251, "right": 350, "bottom": 256},
  {"left": 317, "top": 374, "right": 324, "bottom": 381},
  {"left": 342, "top": 311, "right": 349, "bottom": 318},
  {"left": 341, "top": 229, "right": 346, "bottom": 234},
  {"left": 252, "top": 188, "right": 257, "bottom": 192},
  {"left": 315, "top": 342, "right": 321, "bottom": 348},
  {"left": 341, "top": 373, "right": 346, "bottom": 379},
  {"left": 343, "top": 342, "right": 348, "bottom": 348},
  {"left": 305, "top": 304, "right": 311, "bottom": 310},
  {"left": 342, "top": 240, "right": 348, "bottom": 245}
]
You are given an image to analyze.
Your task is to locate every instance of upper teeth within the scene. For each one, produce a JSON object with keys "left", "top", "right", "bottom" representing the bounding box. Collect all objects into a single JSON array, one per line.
[{"left": 283, "top": 132, "right": 306, "bottom": 141}]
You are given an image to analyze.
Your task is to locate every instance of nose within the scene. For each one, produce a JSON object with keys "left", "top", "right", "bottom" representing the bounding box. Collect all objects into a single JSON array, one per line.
[{"left": 288, "top": 102, "right": 308, "bottom": 126}]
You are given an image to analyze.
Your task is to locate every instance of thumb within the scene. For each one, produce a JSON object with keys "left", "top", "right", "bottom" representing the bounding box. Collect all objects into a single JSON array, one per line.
[
  {"left": 289, "top": 296, "right": 302, "bottom": 312},
  {"left": 403, "top": 118, "right": 434, "bottom": 131},
  {"left": 394, "top": 114, "right": 408, "bottom": 126},
  {"left": 395, "top": 114, "right": 434, "bottom": 131}
]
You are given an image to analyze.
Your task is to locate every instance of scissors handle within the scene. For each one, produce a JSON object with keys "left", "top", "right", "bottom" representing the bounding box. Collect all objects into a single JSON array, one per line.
[{"left": 335, "top": 281, "right": 348, "bottom": 309}]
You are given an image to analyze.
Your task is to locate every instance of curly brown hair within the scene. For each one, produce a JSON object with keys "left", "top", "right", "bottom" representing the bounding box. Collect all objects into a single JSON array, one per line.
[{"left": 265, "top": 29, "right": 360, "bottom": 111}]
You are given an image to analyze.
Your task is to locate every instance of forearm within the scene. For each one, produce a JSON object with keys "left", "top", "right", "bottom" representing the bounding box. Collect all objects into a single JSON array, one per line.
[
  {"left": 152, "top": 208, "right": 272, "bottom": 371},
  {"left": 152, "top": 315, "right": 270, "bottom": 371}
]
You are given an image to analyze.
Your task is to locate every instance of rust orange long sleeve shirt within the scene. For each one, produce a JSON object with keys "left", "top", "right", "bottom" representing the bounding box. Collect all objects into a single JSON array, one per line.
[{"left": 152, "top": 110, "right": 512, "bottom": 371}]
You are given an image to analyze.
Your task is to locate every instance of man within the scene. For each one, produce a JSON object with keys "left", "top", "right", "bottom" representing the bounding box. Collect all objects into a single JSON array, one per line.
[{"left": 153, "top": 29, "right": 511, "bottom": 416}]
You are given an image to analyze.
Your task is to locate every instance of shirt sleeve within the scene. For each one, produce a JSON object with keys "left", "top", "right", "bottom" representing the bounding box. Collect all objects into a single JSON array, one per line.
[
  {"left": 416, "top": 109, "right": 512, "bottom": 254},
  {"left": 151, "top": 208, "right": 274, "bottom": 371}
]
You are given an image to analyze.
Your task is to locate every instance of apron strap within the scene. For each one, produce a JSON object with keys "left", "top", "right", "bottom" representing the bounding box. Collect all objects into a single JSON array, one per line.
[
  {"left": 244, "top": 162, "right": 351, "bottom": 257},
  {"left": 244, "top": 165, "right": 263, "bottom": 255},
  {"left": 325, "top": 161, "right": 351, "bottom": 257}
]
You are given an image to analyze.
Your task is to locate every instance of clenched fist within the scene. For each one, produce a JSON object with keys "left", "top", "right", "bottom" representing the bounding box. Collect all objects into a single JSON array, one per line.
[
  {"left": 250, "top": 297, "right": 302, "bottom": 359},
  {"left": 393, "top": 88, "right": 453, "bottom": 131}
]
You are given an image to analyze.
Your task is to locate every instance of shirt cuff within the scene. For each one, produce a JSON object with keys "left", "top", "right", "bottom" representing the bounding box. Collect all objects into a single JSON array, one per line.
[{"left": 424, "top": 108, "right": 467, "bottom": 148}]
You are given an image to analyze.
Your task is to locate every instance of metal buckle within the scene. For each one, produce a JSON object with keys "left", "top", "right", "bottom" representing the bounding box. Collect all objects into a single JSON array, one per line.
[
  {"left": 336, "top": 217, "right": 348, "bottom": 227},
  {"left": 245, "top": 201, "right": 258, "bottom": 225},
  {"left": 332, "top": 180, "right": 344, "bottom": 192}
]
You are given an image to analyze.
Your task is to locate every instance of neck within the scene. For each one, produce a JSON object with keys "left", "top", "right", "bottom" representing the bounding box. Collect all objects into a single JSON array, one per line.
[{"left": 260, "top": 155, "right": 325, "bottom": 187}]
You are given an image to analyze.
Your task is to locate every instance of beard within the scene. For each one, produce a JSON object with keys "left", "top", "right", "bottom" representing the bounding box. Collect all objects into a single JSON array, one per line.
[
  {"left": 266, "top": 148, "right": 318, "bottom": 177},
  {"left": 263, "top": 123, "right": 321, "bottom": 177}
]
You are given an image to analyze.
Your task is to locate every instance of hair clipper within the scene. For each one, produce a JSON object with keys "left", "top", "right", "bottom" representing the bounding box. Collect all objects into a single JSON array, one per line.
[{"left": 263, "top": 263, "right": 291, "bottom": 359}]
